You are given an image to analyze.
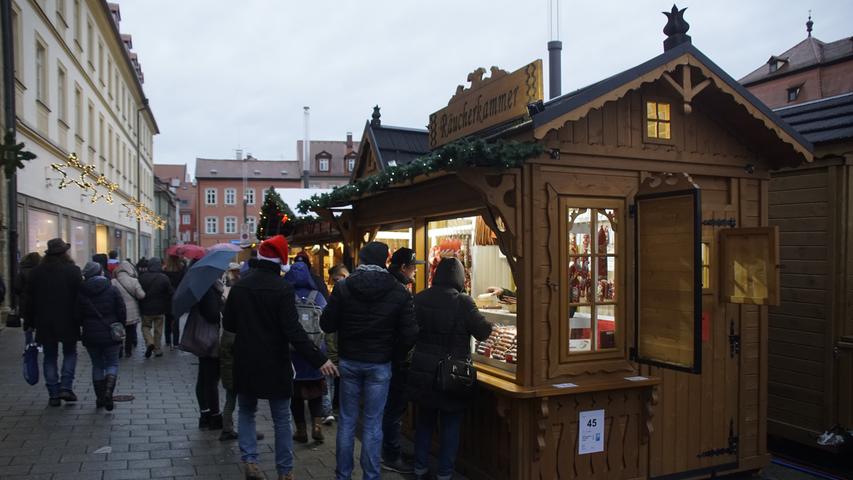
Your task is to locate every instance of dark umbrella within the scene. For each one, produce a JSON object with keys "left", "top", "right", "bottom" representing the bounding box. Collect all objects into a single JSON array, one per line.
[{"left": 172, "top": 249, "right": 236, "bottom": 317}]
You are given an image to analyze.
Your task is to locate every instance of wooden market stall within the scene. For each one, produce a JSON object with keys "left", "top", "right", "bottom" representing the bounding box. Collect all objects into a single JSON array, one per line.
[{"left": 306, "top": 15, "right": 813, "bottom": 480}]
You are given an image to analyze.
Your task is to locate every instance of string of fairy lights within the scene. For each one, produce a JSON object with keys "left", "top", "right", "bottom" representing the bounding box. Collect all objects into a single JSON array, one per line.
[{"left": 50, "top": 152, "right": 167, "bottom": 230}]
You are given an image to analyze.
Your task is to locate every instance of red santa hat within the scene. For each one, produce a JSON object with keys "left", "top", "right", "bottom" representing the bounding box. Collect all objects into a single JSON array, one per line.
[{"left": 258, "top": 235, "right": 289, "bottom": 264}]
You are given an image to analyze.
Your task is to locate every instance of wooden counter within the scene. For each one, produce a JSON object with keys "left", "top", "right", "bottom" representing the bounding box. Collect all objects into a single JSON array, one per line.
[{"left": 476, "top": 369, "right": 660, "bottom": 398}]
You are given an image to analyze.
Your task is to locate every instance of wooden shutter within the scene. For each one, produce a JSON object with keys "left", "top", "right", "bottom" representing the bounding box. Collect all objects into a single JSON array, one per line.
[{"left": 719, "top": 227, "right": 780, "bottom": 306}]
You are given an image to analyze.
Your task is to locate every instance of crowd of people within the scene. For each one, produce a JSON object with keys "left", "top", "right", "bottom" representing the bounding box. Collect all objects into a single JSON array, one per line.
[{"left": 14, "top": 235, "right": 496, "bottom": 480}]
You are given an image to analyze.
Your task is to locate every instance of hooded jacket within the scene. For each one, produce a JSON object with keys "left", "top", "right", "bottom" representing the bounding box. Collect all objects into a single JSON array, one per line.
[
  {"left": 284, "top": 262, "right": 327, "bottom": 381},
  {"left": 138, "top": 258, "right": 174, "bottom": 316},
  {"left": 15, "top": 254, "right": 41, "bottom": 327},
  {"left": 223, "top": 259, "right": 327, "bottom": 399},
  {"left": 77, "top": 275, "right": 127, "bottom": 346},
  {"left": 112, "top": 261, "right": 146, "bottom": 325},
  {"left": 26, "top": 255, "right": 82, "bottom": 344},
  {"left": 405, "top": 258, "right": 493, "bottom": 412},
  {"left": 320, "top": 265, "right": 417, "bottom": 364}
]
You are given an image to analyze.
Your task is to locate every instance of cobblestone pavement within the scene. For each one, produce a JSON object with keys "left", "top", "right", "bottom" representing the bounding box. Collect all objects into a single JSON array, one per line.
[{"left": 0, "top": 327, "right": 420, "bottom": 480}]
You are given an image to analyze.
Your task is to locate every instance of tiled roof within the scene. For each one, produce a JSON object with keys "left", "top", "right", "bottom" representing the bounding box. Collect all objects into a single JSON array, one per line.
[
  {"left": 739, "top": 35, "right": 853, "bottom": 85},
  {"left": 153, "top": 164, "right": 186, "bottom": 182},
  {"left": 195, "top": 158, "right": 301, "bottom": 180},
  {"left": 774, "top": 92, "right": 853, "bottom": 144}
]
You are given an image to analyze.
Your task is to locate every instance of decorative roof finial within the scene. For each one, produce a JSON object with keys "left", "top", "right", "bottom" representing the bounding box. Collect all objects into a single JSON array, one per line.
[
  {"left": 806, "top": 10, "right": 813, "bottom": 37},
  {"left": 662, "top": 4, "right": 691, "bottom": 52},
  {"left": 371, "top": 105, "right": 381, "bottom": 127}
]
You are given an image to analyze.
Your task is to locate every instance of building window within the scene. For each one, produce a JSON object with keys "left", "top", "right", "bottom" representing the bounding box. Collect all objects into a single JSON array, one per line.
[
  {"left": 182, "top": 214, "right": 191, "bottom": 225},
  {"left": 98, "top": 41, "right": 104, "bottom": 83},
  {"left": 205, "top": 217, "right": 218, "bottom": 234},
  {"left": 86, "top": 20, "right": 94, "bottom": 67},
  {"left": 319, "top": 157, "right": 330, "bottom": 172},
  {"left": 645, "top": 101, "right": 671, "bottom": 140},
  {"left": 347, "top": 157, "right": 356, "bottom": 172},
  {"left": 88, "top": 101, "right": 94, "bottom": 147},
  {"left": 224, "top": 217, "right": 237, "bottom": 234},
  {"left": 769, "top": 61, "right": 779, "bottom": 73},
  {"left": 205, "top": 188, "right": 217, "bottom": 205},
  {"left": 57, "top": 65, "right": 67, "bottom": 121},
  {"left": 35, "top": 41, "right": 47, "bottom": 103},
  {"left": 74, "top": 86, "right": 82, "bottom": 136},
  {"left": 787, "top": 86, "right": 801, "bottom": 102},
  {"left": 245, "top": 188, "right": 255, "bottom": 205},
  {"left": 73, "top": 1, "right": 82, "bottom": 47},
  {"left": 247, "top": 216, "right": 256, "bottom": 234},
  {"left": 224, "top": 188, "right": 236, "bottom": 205},
  {"left": 56, "top": 0, "right": 67, "bottom": 25},
  {"left": 27, "top": 208, "right": 59, "bottom": 254}
]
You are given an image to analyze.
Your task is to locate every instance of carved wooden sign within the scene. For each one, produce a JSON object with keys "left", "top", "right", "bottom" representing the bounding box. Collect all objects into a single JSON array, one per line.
[{"left": 428, "top": 60, "right": 543, "bottom": 149}]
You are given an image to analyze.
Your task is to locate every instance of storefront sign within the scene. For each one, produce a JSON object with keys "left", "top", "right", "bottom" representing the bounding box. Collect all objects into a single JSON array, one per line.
[
  {"left": 578, "top": 409, "right": 605, "bottom": 455},
  {"left": 428, "top": 60, "right": 543, "bottom": 149}
]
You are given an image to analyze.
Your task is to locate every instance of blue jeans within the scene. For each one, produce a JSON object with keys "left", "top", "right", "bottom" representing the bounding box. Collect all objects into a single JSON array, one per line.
[
  {"left": 322, "top": 373, "right": 336, "bottom": 416},
  {"left": 42, "top": 341, "right": 78, "bottom": 398},
  {"left": 85, "top": 344, "right": 120, "bottom": 381},
  {"left": 238, "top": 394, "right": 293, "bottom": 475},
  {"left": 336, "top": 359, "right": 392, "bottom": 480},
  {"left": 414, "top": 407, "right": 463, "bottom": 480}
]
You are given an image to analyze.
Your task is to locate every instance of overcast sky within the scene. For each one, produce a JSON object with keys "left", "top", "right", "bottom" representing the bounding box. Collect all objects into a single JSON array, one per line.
[{"left": 117, "top": 0, "right": 852, "bottom": 176}]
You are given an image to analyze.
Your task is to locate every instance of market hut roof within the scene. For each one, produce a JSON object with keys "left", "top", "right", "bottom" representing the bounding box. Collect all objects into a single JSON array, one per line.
[{"left": 773, "top": 92, "right": 853, "bottom": 145}]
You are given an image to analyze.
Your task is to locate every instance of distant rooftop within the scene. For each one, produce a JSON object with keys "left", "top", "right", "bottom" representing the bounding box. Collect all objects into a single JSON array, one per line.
[{"left": 195, "top": 158, "right": 301, "bottom": 180}]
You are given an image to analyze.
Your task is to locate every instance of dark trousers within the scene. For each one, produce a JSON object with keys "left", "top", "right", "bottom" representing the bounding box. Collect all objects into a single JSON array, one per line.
[
  {"left": 124, "top": 324, "right": 138, "bottom": 355},
  {"left": 291, "top": 396, "right": 323, "bottom": 427},
  {"left": 164, "top": 313, "right": 180, "bottom": 346},
  {"left": 382, "top": 366, "right": 409, "bottom": 461},
  {"left": 196, "top": 357, "right": 220, "bottom": 414},
  {"left": 414, "top": 407, "right": 463, "bottom": 479}
]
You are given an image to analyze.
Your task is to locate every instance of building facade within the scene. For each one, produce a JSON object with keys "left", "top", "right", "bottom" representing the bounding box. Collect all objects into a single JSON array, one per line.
[
  {"left": 11, "top": 0, "right": 158, "bottom": 264},
  {"left": 153, "top": 175, "right": 176, "bottom": 259},
  {"left": 154, "top": 163, "right": 196, "bottom": 244},
  {"left": 296, "top": 132, "right": 359, "bottom": 188},
  {"left": 195, "top": 157, "right": 300, "bottom": 247}
]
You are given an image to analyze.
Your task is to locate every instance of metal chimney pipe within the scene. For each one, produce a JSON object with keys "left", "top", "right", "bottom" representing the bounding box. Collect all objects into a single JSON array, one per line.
[
  {"left": 302, "top": 106, "right": 310, "bottom": 188},
  {"left": 548, "top": 0, "right": 562, "bottom": 99}
]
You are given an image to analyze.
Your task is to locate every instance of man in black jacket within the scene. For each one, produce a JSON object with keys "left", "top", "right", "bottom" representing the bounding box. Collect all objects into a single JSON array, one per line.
[
  {"left": 223, "top": 235, "right": 337, "bottom": 480},
  {"left": 138, "top": 257, "right": 173, "bottom": 358},
  {"left": 320, "top": 241, "right": 417, "bottom": 480}
]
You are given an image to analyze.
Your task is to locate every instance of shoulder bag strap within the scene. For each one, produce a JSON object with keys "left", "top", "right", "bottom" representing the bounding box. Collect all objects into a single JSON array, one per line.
[{"left": 307, "top": 290, "right": 319, "bottom": 304}]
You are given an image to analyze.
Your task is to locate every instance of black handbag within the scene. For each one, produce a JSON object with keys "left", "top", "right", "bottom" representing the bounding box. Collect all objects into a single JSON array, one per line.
[{"left": 433, "top": 296, "right": 477, "bottom": 396}]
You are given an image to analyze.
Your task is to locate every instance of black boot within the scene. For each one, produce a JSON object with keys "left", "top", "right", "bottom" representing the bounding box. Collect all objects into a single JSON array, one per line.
[
  {"left": 208, "top": 413, "right": 223, "bottom": 430},
  {"left": 199, "top": 411, "right": 211, "bottom": 429},
  {"left": 93, "top": 380, "right": 106, "bottom": 409},
  {"left": 103, "top": 375, "right": 116, "bottom": 411}
]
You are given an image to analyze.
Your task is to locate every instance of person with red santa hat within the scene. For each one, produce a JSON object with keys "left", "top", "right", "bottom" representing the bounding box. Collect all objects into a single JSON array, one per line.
[{"left": 222, "top": 234, "right": 338, "bottom": 480}]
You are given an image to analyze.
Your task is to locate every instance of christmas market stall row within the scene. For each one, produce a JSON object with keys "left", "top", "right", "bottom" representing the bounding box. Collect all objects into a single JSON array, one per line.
[{"left": 299, "top": 12, "right": 813, "bottom": 480}]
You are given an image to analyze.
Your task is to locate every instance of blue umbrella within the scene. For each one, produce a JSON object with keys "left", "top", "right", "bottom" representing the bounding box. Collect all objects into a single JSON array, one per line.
[{"left": 172, "top": 249, "right": 236, "bottom": 317}]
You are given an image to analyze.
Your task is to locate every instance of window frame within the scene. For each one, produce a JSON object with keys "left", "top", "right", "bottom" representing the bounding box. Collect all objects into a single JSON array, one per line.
[
  {"left": 246, "top": 216, "right": 257, "bottom": 234},
  {"left": 347, "top": 156, "right": 356, "bottom": 172},
  {"left": 56, "top": 63, "right": 68, "bottom": 122},
  {"left": 35, "top": 39, "right": 48, "bottom": 104},
  {"left": 643, "top": 98, "right": 673, "bottom": 145},
  {"left": 204, "top": 216, "right": 218, "bottom": 235},
  {"left": 318, "top": 156, "right": 330, "bottom": 172},
  {"left": 224, "top": 188, "right": 236, "bottom": 205},
  {"left": 558, "top": 197, "right": 626, "bottom": 364},
  {"left": 181, "top": 214, "right": 190, "bottom": 225},
  {"left": 245, "top": 188, "right": 255, "bottom": 205},
  {"left": 205, "top": 188, "right": 217, "bottom": 205},
  {"left": 787, "top": 86, "right": 801, "bottom": 102},
  {"left": 224, "top": 216, "right": 237, "bottom": 234}
]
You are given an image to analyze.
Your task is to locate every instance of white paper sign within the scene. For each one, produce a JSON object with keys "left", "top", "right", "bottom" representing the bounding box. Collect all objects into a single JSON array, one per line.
[
  {"left": 624, "top": 376, "right": 648, "bottom": 382},
  {"left": 578, "top": 409, "right": 605, "bottom": 454},
  {"left": 552, "top": 383, "right": 578, "bottom": 389}
]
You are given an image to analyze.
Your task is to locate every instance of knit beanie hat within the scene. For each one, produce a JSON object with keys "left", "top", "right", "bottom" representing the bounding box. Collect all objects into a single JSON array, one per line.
[
  {"left": 83, "top": 261, "right": 102, "bottom": 279},
  {"left": 258, "top": 235, "right": 289, "bottom": 264},
  {"left": 358, "top": 241, "right": 390, "bottom": 267}
]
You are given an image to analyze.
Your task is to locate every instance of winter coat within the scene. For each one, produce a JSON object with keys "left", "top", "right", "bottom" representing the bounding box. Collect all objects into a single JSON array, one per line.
[
  {"left": 76, "top": 276, "right": 127, "bottom": 347},
  {"left": 15, "top": 255, "right": 41, "bottom": 328},
  {"left": 26, "top": 256, "right": 83, "bottom": 344},
  {"left": 222, "top": 259, "right": 327, "bottom": 399},
  {"left": 284, "top": 262, "right": 327, "bottom": 382},
  {"left": 139, "top": 262, "right": 174, "bottom": 316},
  {"left": 320, "top": 265, "right": 417, "bottom": 364},
  {"left": 112, "top": 261, "right": 146, "bottom": 325},
  {"left": 219, "top": 330, "right": 235, "bottom": 390},
  {"left": 405, "top": 258, "right": 493, "bottom": 412}
]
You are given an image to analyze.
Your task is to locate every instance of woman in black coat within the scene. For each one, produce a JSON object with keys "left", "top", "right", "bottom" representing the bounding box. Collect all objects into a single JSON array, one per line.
[
  {"left": 15, "top": 252, "right": 41, "bottom": 329},
  {"left": 192, "top": 280, "right": 224, "bottom": 430},
  {"left": 77, "top": 262, "right": 127, "bottom": 411},
  {"left": 406, "top": 257, "right": 493, "bottom": 480}
]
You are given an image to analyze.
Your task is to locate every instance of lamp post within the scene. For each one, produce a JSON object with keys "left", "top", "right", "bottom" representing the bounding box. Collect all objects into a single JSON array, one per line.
[{"left": 136, "top": 98, "right": 148, "bottom": 261}]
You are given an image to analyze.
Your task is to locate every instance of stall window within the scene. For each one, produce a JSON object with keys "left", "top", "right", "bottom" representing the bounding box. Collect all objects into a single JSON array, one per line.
[
  {"left": 645, "top": 101, "right": 671, "bottom": 141},
  {"left": 719, "top": 227, "right": 779, "bottom": 305},
  {"left": 562, "top": 203, "right": 620, "bottom": 355}
]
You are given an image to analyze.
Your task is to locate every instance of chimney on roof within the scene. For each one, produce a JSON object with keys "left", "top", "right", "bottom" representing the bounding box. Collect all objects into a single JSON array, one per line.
[
  {"left": 346, "top": 132, "right": 353, "bottom": 153},
  {"left": 303, "top": 107, "right": 311, "bottom": 188},
  {"left": 662, "top": 5, "right": 691, "bottom": 52},
  {"left": 371, "top": 106, "right": 381, "bottom": 127},
  {"left": 806, "top": 11, "right": 813, "bottom": 37},
  {"left": 547, "top": 0, "right": 562, "bottom": 99},
  {"left": 235, "top": 149, "right": 243, "bottom": 160}
]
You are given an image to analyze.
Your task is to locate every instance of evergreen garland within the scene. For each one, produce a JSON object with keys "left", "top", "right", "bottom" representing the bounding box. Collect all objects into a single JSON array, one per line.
[
  {"left": 296, "top": 138, "right": 543, "bottom": 214},
  {"left": 256, "top": 187, "right": 297, "bottom": 240}
]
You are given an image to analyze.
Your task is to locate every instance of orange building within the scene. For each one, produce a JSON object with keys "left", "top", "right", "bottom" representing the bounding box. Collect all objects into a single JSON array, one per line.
[{"left": 195, "top": 157, "right": 301, "bottom": 247}]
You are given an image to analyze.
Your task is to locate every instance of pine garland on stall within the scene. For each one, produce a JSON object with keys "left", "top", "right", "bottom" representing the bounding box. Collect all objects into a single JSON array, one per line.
[
  {"left": 296, "top": 138, "right": 543, "bottom": 214},
  {"left": 256, "top": 187, "right": 297, "bottom": 240}
]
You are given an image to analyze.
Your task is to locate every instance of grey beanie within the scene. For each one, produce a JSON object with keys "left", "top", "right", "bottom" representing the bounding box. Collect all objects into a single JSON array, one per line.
[{"left": 83, "top": 261, "right": 102, "bottom": 279}]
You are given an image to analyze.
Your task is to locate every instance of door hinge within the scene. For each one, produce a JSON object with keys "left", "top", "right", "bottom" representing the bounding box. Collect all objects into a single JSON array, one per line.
[
  {"left": 697, "top": 419, "right": 739, "bottom": 458},
  {"left": 728, "top": 319, "right": 740, "bottom": 358}
]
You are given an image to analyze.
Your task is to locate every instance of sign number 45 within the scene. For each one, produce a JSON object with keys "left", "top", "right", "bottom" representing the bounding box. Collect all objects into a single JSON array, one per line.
[{"left": 578, "top": 409, "right": 605, "bottom": 455}]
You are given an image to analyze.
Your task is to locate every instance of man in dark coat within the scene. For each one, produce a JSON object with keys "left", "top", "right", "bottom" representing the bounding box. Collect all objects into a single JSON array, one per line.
[
  {"left": 320, "top": 241, "right": 417, "bottom": 480},
  {"left": 405, "top": 258, "right": 493, "bottom": 480},
  {"left": 382, "top": 247, "right": 424, "bottom": 473},
  {"left": 222, "top": 235, "right": 337, "bottom": 480},
  {"left": 26, "top": 238, "right": 83, "bottom": 406},
  {"left": 138, "top": 257, "right": 173, "bottom": 358}
]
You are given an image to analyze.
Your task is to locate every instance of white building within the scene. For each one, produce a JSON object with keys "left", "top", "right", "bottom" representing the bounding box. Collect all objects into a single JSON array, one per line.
[{"left": 10, "top": 0, "right": 158, "bottom": 263}]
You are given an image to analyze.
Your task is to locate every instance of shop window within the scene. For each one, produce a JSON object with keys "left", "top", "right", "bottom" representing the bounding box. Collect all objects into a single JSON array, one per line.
[
  {"left": 719, "top": 227, "right": 779, "bottom": 305},
  {"left": 27, "top": 209, "right": 59, "bottom": 254},
  {"left": 224, "top": 188, "right": 236, "bottom": 205},
  {"left": 635, "top": 185, "right": 702, "bottom": 373},
  {"left": 645, "top": 101, "right": 671, "bottom": 141},
  {"left": 427, "top": 215, "right": 517, "bottom": 373},
  {"left": 69, "top": 219, "right": 90, "bottom": 266},
  {"left": 560, "top": 202, "right": 620, "bottom": 356}
]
